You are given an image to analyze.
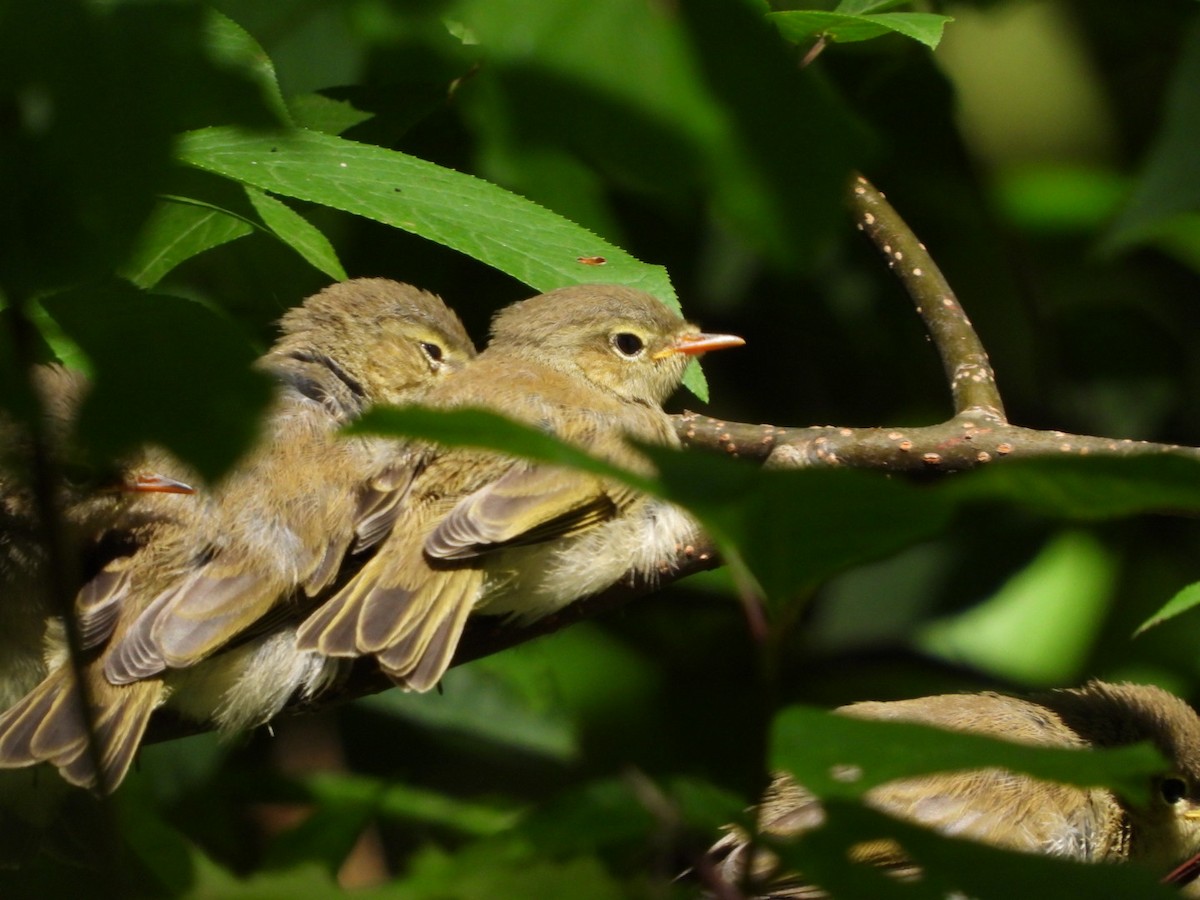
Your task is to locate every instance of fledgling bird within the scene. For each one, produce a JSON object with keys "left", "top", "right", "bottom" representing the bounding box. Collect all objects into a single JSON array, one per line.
[
  {"left": 0, "top": 279, "right": 476, "bottom": 791},
  {"left": 708, "top": 681, "right": 1200, "bottom": 897},
  {"left": 296, "top": 284, "right": 744, "bottom": 691},
  {"left": 0, "top": 365, "right": 194, "bottom": 711}
]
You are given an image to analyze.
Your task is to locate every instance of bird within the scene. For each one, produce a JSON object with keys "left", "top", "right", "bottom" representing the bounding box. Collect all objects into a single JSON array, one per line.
[
  {"left": 0, "top": 278, "right": 476, "bottom": 791},
  {"left": 0, "top": 364, "right": 195, "bottom": 711},
  {"left": 296, "top": 283, "right": 744, "bottom": 691},
  {"left": 706, "top": 681, "right": 1200, "bottom": 897}
]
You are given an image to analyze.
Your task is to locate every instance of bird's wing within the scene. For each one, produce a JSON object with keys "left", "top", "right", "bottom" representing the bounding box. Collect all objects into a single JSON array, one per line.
[
  {"left": 75, "top": 565, "right": 132, "bottom": 649},
  {"left": 425, "top": 465, "right": 618, "bottom": 560},
  {"left": 104, "top": 565, "right": 280, "bottom": 682},
  {"left": 0, "top": 662, "right": 160, "bottom": 792},
  {"left": 352, "top": 459, "right": 420, "bottom": 554}
]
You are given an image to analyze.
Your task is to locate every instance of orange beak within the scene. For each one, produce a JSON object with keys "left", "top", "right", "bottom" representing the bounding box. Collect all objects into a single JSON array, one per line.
[
  {"left": 652, "top": 331, "right": 745, "bottom": 360},
  {"left": 126, "top": 473, "right": 196, "bottom": 495}
]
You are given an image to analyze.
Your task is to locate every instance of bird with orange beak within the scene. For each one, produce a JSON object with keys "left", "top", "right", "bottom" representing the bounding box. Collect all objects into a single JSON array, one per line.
[{"left": 297, "top": 284, "right": 744, "bottom": 690}]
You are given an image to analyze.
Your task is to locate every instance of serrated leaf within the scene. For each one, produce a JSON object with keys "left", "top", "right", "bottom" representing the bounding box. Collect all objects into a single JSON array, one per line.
[
  {"left": 176, "top": 126, "right": 674, "bottom": 300},
  {"left": 770, "top": 705, "right": 1164, "bottom": 806},
  {"left": 1136, "top": 581, "right": 1200, "bottom": 636},
  {"left": 122, "top": 198, "right": 253, "bottom": 288},
  {"left": 175, "top": 125, "right": 709, "bottom": 399},
  {"left": 201, "top": 8, "right": 292, "bottom": 127},
  {"left": 244, "top": 186, "right": 347, "bottom": 281},
  {"left": 769, "top": 11, "right": 954, "bottom": 50}
]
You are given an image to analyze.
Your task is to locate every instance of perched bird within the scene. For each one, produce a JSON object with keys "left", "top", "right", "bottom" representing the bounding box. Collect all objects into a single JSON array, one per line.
[
  {"left": 708, "top": 681, "right": 1200, "bottom": 897},
  {"left": 297, "top": 284, "right": 744, "bottom": 691},
  {"left": 0, "top": 279, "right": 476, "bottom": 791},
  {"left": 0, "top": 365, "right": 194, "bottom": 711}
]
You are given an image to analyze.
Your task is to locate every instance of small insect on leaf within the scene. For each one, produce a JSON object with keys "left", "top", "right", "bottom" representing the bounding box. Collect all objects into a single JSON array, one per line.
[{"left": 576, "top": 256, "right": 607, "bottom": 266}]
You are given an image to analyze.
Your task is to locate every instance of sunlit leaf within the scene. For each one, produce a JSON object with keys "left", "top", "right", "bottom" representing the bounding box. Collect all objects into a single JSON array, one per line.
[
  {"left": 1136, "top": 581, "right": 1200, "bottom": 636},
  {"left": 769, "top": 10, "right": 954, "bottom": 50},
  {"left": 244, "top": 186, "right": 347, "bottom": 281}
]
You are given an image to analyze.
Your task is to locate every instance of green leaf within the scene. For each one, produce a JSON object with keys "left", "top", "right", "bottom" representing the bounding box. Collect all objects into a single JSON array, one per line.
[
  {"left": 770, "top": 705, "right": 1165, "bottom": 806},
  {"left": 769, "top": 11, "right": 954, "bottom": 50},
  {"left": 358, "top": 661, "right": 580, "bottom": 762},
  {"left": 41, "top": 282, "right": 272, "bottom": 482},
  {"left": 1136, "top": 581, "right": 1200, "bottom": 635},
  {"left": 244, "top": 186, "right": 347, "bottom": 281},
  {"left": 176, "top": 126, "right": 674, "bottom": 302},
  {"left": 200, "top": 8, "right": 292, "bottom": 126},
  {"left": 122, "top": 198, "right": 253, "bottom": 289},
  {"left": 769, "top": 800, "right": 1178, "bottom": 900},
  {"left": 1105, "top": 20, "right": 1200, "bottom": 251},
  {"left": 944, "top": 454, "right": 1200, "bottom": 519},
  {"left": 176, "top": 124, "right": 708, "bottom": 399},
  {"left": 642, "top": 447, "right": 955, "bottom": 608},
  {"left": 346, "top": 406, "right": 657, "bottom": 493},
  {"left": 918, "top": 531, "right": 1115, "bottom": 685}
]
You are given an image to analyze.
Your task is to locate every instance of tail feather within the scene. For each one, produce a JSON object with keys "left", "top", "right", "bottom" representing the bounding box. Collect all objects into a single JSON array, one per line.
[
  {"left": 295, "top": 582, "right": 369, "bottom": 656},
  {"left": 377, "top": 570, "right": 480, "bottom": 691},
  {"left": 0, "top": 665, "right": 161, "bottom": 791}
]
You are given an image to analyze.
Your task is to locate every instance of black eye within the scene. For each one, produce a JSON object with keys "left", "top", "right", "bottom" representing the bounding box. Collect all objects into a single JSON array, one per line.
[
  {"left": 612, "top": 332, "right": 644, "bottom": 357},
  {"left": 420, "top": 342, "right": 444, "bottom": 363},
  {"left": 1161, "top": 777, "right": 1188, "bottom": 804}
]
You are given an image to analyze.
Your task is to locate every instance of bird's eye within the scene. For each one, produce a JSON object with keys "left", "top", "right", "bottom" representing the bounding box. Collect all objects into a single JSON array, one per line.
[
  {"left": 611, "top": 332, "right": 645, "bottom": 357},
  {"left": 1161, "top": 777, "right": 1188, "bottom": 804},
  {"left": 420, "top": 342, "right": 445, "bottom": 363}
]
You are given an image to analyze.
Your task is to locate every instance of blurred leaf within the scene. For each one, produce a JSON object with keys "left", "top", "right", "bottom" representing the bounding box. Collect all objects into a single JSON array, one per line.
[
  {"left": 304, "top": 773, "right": 520, "bottom": 837},
  {"left": 918, "top": 531, "right": 1115, "bottom": 685},
  {"left": 244, "top": 186, "right": 347, "bottom": 280},
  {"left": 1105, "top": 19, "right": 1200, "bottom": 251},
  {"left": 994, "top": 164, "right": 1127, "bottom": 234},
  {"left": 188, "top": 859, "right": 342, "bottom": 899},
  {"left": 359, "top": 661, "right": 580, "bottom": 762},
  {"left": 945, "top": 454, "right": 1200, "bottom": 518},
  {"left": 41, "top": 282, "right": 272, "bottom": 482},
  {"left": 1136, "top": 581, "right": 1200, "bottom": 636},
  {"left": 770, "top": 800, "right": 1177, "bottom": 900},
  {"left": 262, "top": 776, "right": 379, "bottom": 875},
  {"left": 642, "top": 446, "right": 955, "bottom": 609},
  {"left": 122, "top": 198, "right": 253, "bottom": 289},
  {"left": 769, "top": 10, "right": 954, "bottom": 50},
  {"left": 115, "top": 783, "right": 197, "bottom": 894},
  {"left": 679, "top": 0, "right": 868, "bottom": 267},
  {"left": 347, "top": 406, "right": 655, "bottom": 491},
  {"left": 771, "top": 705, "right": 1164, "bottom": 805},
  {"left": 0, "top": 0, "right": 279, "bottom": 296},
  {"left": 387, "top": 845, "right": 626, "bottom": 900}
]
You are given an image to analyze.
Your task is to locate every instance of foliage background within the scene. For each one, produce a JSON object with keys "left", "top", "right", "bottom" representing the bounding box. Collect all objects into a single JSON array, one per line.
[{"left": 3, "top": 0, "right": 1200, "bottom": 896}]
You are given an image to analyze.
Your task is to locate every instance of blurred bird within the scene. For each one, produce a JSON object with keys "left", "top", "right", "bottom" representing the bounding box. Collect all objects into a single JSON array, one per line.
[
  {"left": 707, "top": 681, "right": 1200, "bottom": 897},
  {"left": 0, "top": 364, "right": 194, "bottom": 711},
  {"left": 0, "top": 279, "right": 475, "bottom": 791},
  {"left": 296, "top": 284, "right": 743, "bottom": 691}
]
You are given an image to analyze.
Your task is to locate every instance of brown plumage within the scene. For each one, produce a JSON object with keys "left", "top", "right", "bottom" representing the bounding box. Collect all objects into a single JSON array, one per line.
[
  {"left": 0, "top": 365, "right": 193, "bottom": 711},
  {"left": 296, "top": 284, "right": 743, "bottom": 690},
  {"left": 708, "top": 681, "right": 1200, "bottom": 897},
  {"left": 0, "top": 279, "right": 476, "bottom": 791}
]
